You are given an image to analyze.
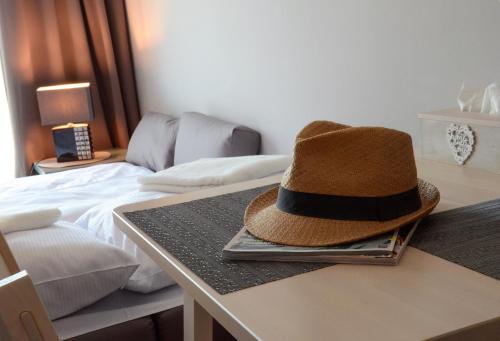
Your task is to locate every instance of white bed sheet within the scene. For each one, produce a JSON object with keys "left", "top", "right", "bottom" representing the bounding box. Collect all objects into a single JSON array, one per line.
[
  {"left": 0, "top": 163, "right": 154, "bottom": 222},
  {"left": 0, "top": 162, "right": 175, "bottom": 293}
]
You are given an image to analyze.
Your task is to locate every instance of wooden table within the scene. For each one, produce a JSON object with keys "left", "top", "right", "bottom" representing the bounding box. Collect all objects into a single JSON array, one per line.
[{"left": 113, "top": 159, "right": 500, "bottom": 341}]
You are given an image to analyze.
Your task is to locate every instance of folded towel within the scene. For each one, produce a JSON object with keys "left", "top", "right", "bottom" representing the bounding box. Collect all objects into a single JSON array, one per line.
[
  {"left": 139, "top": 155, "right": 291, "bottom": 193},
  {"left": 140, "top": 183, "right": 214, "bottom": 194},
  {"left": 0, "top": 208, "right": 62, "bottom": 234}
]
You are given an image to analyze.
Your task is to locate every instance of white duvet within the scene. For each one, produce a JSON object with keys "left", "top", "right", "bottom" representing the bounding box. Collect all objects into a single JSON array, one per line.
[
  {"left": 0, "top": 162, "right": 175, "bottom": 292},
  {"left": 0, "top": 163, "right": 157, "bottom": 222}
]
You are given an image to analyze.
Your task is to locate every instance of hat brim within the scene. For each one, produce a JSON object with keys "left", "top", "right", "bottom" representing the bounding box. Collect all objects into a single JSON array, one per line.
[{"left": 244, "top": 179, "right": 440, "bottom": 246}]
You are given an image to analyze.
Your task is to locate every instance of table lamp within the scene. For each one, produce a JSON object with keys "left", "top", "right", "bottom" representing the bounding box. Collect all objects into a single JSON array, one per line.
[{"left": 37, "top": 82, "right": 95, "bottom": 162}]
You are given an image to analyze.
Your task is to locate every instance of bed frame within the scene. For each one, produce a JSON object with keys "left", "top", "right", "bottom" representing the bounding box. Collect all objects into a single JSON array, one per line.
[{"left": 66, "top": 306, "right": 236, "bottom": 341}]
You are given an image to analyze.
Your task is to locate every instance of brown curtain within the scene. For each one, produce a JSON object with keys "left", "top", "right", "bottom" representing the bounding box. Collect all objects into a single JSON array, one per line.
[{"left": 0, "top": 0, "right": 140, "bottom": 176}]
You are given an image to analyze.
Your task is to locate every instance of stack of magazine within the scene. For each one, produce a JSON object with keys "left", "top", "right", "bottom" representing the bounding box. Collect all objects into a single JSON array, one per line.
[{"left": 223, "top": 220, "right": 420, "bottom": 265}]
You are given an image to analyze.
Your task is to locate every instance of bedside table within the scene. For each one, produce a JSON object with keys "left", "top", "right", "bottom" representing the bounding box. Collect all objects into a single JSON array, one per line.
[{"left": 33, "top": 148, "right": 127, "bottom": 175}]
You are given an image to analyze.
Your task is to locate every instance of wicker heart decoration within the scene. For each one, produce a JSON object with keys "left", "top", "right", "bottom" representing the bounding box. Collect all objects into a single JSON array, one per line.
[{"left": 446, "top": 123, "right": 475, "bottom": 165}]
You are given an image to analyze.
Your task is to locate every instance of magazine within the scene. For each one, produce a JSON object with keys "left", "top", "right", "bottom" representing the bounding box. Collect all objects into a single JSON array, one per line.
[{"left": 223, "top": 220, "right": 420, "bottom": 265}]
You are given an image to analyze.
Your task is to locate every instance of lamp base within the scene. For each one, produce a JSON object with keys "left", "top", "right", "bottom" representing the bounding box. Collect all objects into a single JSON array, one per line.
[{"left": 52, "top": 123, "right": 94, "bottom": 162}]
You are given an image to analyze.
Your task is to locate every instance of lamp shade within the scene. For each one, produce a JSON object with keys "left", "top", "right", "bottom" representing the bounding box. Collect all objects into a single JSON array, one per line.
[{"left": 36, "top": 82, "right": 94, "bottom": 126}]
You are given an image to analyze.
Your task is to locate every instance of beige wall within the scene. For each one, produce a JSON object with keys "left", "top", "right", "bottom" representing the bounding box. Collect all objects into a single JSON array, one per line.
[{"left": 126, "top": 0, "right": 500, "bottom": 154}]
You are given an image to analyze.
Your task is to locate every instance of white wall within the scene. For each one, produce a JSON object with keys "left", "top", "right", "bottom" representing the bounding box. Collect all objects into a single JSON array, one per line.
[{"left": 126, "top": 0, "right": 500, "bottom": 154}]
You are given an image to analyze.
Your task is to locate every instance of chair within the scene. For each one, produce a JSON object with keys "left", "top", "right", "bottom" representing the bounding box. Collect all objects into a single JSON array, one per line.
[
  {"left": 0, "top": 232, "right": 59, "bottom": 341},
  {"left": 0, "top": 230, "right": 20, "bottom": 277}
]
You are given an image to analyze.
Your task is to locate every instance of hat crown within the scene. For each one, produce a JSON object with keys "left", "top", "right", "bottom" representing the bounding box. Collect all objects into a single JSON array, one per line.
[{"left": 281, "top": 121, "right": 417, "bottom": 197}]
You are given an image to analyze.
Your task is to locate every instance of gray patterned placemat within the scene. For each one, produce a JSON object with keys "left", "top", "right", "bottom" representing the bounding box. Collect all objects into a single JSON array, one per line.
[
  {"left": 124, "top": 185, "right": 329, "bottom": 295},
  {"left": 124, "top": 186, "right": 500, "bottom": 295},
  {"left": 410, "top": 198, "right": 500, "bottom": 280}
]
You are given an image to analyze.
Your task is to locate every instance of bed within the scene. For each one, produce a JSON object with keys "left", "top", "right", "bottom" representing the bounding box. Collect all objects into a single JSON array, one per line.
[
  {"left": 1, "top": 160, "right": 267, "bottom": 340},
  {"left": 0, "top": 162, "right": 183, "bottom": 339},
  {"left": 0, "top": 111, "right": 283, "bottom": 340}
]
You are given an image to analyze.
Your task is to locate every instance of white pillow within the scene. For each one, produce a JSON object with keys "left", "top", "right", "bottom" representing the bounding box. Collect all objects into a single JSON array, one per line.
[
  {"left": 74, "top": 192, "right": 177, "bottom": 293},
  {"left": 6, "top": 223, "right": 139, "bottom": 320}
]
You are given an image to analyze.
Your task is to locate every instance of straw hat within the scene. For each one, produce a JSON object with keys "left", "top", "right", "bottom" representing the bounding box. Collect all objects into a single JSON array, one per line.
[{"left": 244, "top": 121, "right": 440, "bottom": 246}]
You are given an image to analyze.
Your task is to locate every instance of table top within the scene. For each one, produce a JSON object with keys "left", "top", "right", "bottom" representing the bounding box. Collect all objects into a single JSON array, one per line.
[
  {"left": 34, "top": 149, "right": 127, "bottom": 174},
  {"left": 113, "top": 158, "right": 500, "bottom": 341}
]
